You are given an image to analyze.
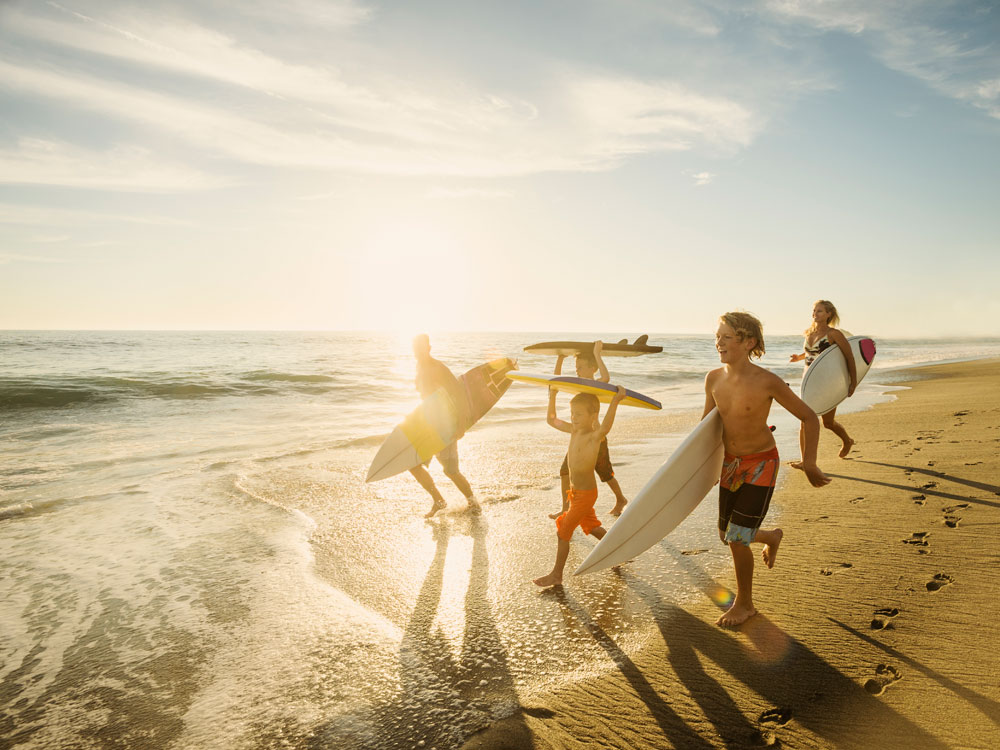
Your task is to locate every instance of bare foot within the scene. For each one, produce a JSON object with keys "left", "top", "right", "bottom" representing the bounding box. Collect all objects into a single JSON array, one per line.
[
  {"left": 788, "top": 461, "right": 804, "bottom": 471},
  {"left": 839, "top": 438, "right": 856, "bottom": 458},
  {"left": 548, "top": 511, "right": 561, "bottom": 520},
  {"left": 533, "top": 573, "right": 563, "bottom": 588},
  {"left": 466, "top": 497, "right": 482, "bottom": 514},
  {"left": 763, "top": 529, "right": 783, "bottom": 569},
  {"left": 716, "top": 602, "right": 758, "bottom": 627},
  {"left": 610, "top": 498, "right": 628, "bottom": 517},
  {"left": 424, "top": 499, "right": 446, "bottom": 518}
]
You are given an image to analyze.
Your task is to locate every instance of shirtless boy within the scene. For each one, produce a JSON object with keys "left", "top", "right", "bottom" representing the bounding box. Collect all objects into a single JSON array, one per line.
[
  {"left": 704, "top": 312, "right": 830, "bottom": 626},
  {"left": 534, "top": 384, "right": 626, "bottom": 588},
  {"left": 408, "top": 334, "right": 481, "bottom": 518},
  {"left": 550, "top": 341, "right": 630, "bottom": 517}
]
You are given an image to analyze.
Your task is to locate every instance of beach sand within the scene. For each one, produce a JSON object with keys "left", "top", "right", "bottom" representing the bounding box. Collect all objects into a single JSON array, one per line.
[{"left": 461, "top": 358, "right": 1000, "bottom": 750}]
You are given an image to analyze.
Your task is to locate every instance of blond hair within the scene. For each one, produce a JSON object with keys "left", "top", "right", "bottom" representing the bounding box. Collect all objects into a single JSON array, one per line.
[
  {"left": 570, "top": 391, "right": 600, "bottom": 414},
  {"left": 805, "top": 299, "right": 840, "bottom": 335},
  {"left": 719, "top": 311, "right": 765, "bottom": 359}
]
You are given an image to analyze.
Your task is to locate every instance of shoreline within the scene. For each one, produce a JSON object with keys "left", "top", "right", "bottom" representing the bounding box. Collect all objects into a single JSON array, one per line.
[{"left": 461, "top": 357, "right": 1000, "bottom": 750}]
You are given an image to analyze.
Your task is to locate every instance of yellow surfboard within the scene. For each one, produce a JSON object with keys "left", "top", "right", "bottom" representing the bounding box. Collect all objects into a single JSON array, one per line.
[{"left": 505, "top": 373, "right": 661, "bottom": 410}]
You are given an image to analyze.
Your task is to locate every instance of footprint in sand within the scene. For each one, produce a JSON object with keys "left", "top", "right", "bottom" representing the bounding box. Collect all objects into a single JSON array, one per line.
[
  {"left": 864, "top": 664, "right": 902, "bottom": 695},
  {"left": 521, "top": 706, "right": 556, "bottom": 719},
  {"left": 912, "top": 495, "right": 926, "bottom": 505},
  {"left": 758, "top": 707, "right": 792, "bottom": 726},
  {"left": 953, "top": 410, "right": 970, "bottom": 417},
  {"left": 849, "top": 496, "right": 865, "bottom": 504},
  {"left": 871, "top": 607, "right": 900, "bottom": 630},
  {"left": 804, "top": 515, "right": 830, "bottom": 522},
  {"left": 964, "top": 461, "right": 983, "bottom": 466},
  {"left": 902, "top": 532, "right": 930, "bottom": 546},
  {"left": 927, "top": 573, "right": 954, "bottom": 592},
  {"left": 943, "top": 515, "right": 961, "bottom": 528},
  {"left": 681, "top": 549, "right": 709, "bottom": 556},
  {"left": 921, "top": 481, "right": 938, "bottom": 490},
  {"left": 820, "top": 563, "right": 853, "bottom": 576},
  {"left": 942, "top": 503, "right": 970, "bottom": 513}
]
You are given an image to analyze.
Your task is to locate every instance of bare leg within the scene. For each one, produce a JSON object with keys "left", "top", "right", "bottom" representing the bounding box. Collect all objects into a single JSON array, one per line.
[
  {"left": 534, "top": 537, "right": 570, "bottom": 587},
  {"left": 823, "top": 408, "right": 855, "bottom": 458},
  {"left": 444, "top": 469, "right": 480, "bottom": 513},
  {"left": 606, "top": 477, "right": 628, "bottom": 516},
  {"left": 790, "top": 424, "right": 805, "bottom": 470},
  {"left": 756, "top": 527, "right": 783, "bottom": 569},
  {"left": 591, "top": 525, "right": 606, "bottom": 540},
  {"left": 549, "top": 474, "right": 570, "bottom": 520},
  {"left": 717, "top": 542, "right": 758, "bottom": 627},
  {"left": 410, "top": 465, "right": 446, "bottom": 517}
]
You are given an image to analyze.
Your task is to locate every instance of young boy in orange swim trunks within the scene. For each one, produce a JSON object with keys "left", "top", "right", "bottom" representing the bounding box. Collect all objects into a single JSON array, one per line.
[
  {"left": 534, "top": 384, "right": 626, "bottom": 588},
  {"left": 551, "top": 341, "right": 630, "bottom": 517},
  {"left": 704, "top": 311, "right": 830, "bottom": 626}
]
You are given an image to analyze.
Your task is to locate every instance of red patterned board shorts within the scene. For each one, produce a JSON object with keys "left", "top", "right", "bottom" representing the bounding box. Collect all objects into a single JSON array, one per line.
[
  {"left": 718, "top": 446, "right": 779, "bottom": 546},
  {"left": 555, "top": 488, "right": 602, "bottom": 541}
]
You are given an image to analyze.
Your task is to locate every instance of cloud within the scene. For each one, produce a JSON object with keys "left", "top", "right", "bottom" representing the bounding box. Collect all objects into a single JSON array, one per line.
[
  {"left": 0, "top": 252, "right": 67, "bottom": 265},
  {"left": 687, "top": 171, "right": 716, "bottom": 186},
  {"left": 425, "top": 187, "right": 513, "bottom": 199},
  {"left": 764, "top": 0, "right": 1000, "bottom": 119},
  {"left": 0, "top": 137, "right": 231, "bottom": 191},
  {"left": 0, "top": 203, "right": 193, "bottom": 227},
  {"left": 0, "top": 3, "right": 764, "bottom": 179}
]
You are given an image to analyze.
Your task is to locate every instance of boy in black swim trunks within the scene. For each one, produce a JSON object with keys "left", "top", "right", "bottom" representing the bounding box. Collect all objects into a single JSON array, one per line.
[
  {"left": 548, "top": 340, "right": 630, "bottom": 518},
  {"left": 703, "top": 312, "right": 830, "bottom": 627}
]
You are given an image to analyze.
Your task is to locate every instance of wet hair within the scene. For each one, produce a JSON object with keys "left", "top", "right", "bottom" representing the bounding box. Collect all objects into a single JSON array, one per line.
[
  {"left": 570, "top": 392, "right": 600, "bottom": 414},
  {"left": 719, "top": 311, "right": 765, "bottom": 359},
  {"left": 575, "top": 351, "right": 597, "bottom": 369},
  {"left": 805, "top": 300, "right": 840, "bottom": 334}
]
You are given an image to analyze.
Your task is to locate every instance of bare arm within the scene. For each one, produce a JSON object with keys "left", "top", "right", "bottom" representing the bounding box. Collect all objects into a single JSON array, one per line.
[
  {"left": 828, "top": 328, "right": 857, "bottom": 395},
  {"left": 702, "top": 372, "right": 718, "bottom": 419},
  {"left": 554, "top": 354, "right": 565, "bottom": 375},
  {"left": 599, "top": 385, "right": 626, "bottom": 438},
  {"left": 770, "top": 376, "right": 830, "bottom": 487},
  {"left": 789, "top": 352, "right": 807, "bottom": 363},
  {"left": 546, "top": 388, "right": 572, "bottom": 433},
  {"left": 593, "top": 341, "right": 610, "bottom": 383}
]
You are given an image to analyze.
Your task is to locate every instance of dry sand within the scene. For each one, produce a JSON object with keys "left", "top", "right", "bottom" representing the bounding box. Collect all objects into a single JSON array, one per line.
[{"left": 461, "top": 358, "right": 1000, "bottom": 750}]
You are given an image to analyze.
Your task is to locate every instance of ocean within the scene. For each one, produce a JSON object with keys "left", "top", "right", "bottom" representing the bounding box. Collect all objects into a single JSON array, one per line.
[{"left": 3, "top": 331, "right": 1000, "bottom": 749}]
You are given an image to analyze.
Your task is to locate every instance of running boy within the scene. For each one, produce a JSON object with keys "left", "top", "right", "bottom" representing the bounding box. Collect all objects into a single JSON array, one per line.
[
  {"left": 705, "top": 312, "right": 830, "bottom": 626},
  {"left": 408, "top": 334, "right": 481, "bottom": 518},
  {"left": 550, "top": 341, "right": 630, "bottom": 517},
  {"left": 534, "top": 384, "right": 626, "bottom": 587}
]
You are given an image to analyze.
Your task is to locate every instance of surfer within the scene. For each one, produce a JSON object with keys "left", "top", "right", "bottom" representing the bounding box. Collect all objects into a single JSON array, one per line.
[
  {"left": 705, "top": 312, "right": 830, "bottom": 626},
  {"left": 550, "top": 341, "right": 630, "bottom": 517},
  {"left": 789, "top": 300, "right": 857, "bottom": 460},
  {"left": 534, "top": 385, "right": 627, "bottom": 588},
  {"left": 408, "top": 334, "right": 482, "bottom": 517}
]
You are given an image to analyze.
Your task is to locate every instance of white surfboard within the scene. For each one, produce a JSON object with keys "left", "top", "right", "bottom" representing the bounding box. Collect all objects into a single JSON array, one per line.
[
  {"left": 574, "top": 409, "right": 724, "bottom": 576},
  {"left": 800, "top": 335, "right": 876, "bottom": 416}
]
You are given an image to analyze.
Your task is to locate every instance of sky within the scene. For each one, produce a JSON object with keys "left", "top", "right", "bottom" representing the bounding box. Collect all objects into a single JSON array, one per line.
[{"left": 1, "top": 0, "right": 999, "bottom": 336}]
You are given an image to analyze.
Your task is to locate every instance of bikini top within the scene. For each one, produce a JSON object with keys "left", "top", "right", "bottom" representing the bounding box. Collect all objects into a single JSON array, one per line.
[{"left": 803, "top": 334, "right": 832, "bottom": 366}]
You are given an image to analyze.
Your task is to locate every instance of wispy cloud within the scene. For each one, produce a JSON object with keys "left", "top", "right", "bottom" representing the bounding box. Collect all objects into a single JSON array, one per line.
[
  {"left": 0, "top": 203, "right": 193, "bottom": 227},
  {"left": 687, "top": 170, "right": 716, "bottom": 186},
  {"left": 0, "top": 252, "right": 67, "bottom": 265},
  {"left": 0, "top": 137, "right": 231, "bottom": 191},
  {"left": 765, "top": 0, "right": 1000, "bottom": 119},
  {"left": 0, "top": 3, "right": 765, "bottom": 180},
  {"left": 425, "top": 187, "right": 513, "bottom": 199}
]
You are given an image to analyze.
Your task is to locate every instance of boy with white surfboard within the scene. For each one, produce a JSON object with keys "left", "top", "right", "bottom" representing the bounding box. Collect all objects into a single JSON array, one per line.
[{"left": 704, "top": 312, "right": 830, "bottom": 627}]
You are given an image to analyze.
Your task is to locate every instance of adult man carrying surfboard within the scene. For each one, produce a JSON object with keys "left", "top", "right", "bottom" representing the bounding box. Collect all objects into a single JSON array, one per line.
[{"left": 409, "top": 334, "right": 481, "bottom": 517}]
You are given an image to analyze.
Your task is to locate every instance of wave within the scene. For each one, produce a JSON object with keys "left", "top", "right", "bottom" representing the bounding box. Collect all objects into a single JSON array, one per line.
[{"left": 243, "top": 371, "right": 337, "bottom": 384}]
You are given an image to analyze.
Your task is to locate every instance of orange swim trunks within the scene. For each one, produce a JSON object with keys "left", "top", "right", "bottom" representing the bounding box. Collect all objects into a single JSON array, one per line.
[{"left": 555, "top": 488, "right": 601, "bottom": 541}]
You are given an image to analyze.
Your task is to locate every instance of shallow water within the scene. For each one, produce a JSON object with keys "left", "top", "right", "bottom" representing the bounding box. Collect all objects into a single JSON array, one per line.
[{"left": 3, "top": 331, "right": 999, "bottom": 748}]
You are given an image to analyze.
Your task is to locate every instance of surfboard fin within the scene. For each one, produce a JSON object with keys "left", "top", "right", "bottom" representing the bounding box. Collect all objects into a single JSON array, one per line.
[
  {"left": 617, "top": 338, "right": 628, "bottom": 344},
  {"left": 633, "top": 334, "right": 649, "bottom": 345}
]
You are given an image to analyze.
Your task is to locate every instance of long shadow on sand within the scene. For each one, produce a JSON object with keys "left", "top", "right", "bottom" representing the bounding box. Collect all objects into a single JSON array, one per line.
[
  {"left": 623, "top": 543, "right": 955, "bottom": 749},
  {"left": 853, "top": 460, "right": 1000, "bottom": 496},
  {"left": 825, "top": 471, "right": 1000, "bottom": 510},
  {"left": 309, "top": 516, "right": 532, "bottom": 749},
  {"left": 549, "top": 585, "right": 716, "bottom": 750},
  {"left": 829, "top": 617, "right": 1000, "bottom": 729}
]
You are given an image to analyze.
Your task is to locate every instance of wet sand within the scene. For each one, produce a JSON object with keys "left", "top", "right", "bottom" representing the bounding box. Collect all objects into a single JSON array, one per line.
[{"left": 461, "top": 358, "right": 1000, "bottom": 750}]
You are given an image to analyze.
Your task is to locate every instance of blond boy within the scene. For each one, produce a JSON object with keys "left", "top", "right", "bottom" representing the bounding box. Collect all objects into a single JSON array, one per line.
[
  {"left": 704, "top": 312, "right": 830, "bottom": 626},
  {"left": 534, "top": 385, "right": 626, "bottom": 587}
]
